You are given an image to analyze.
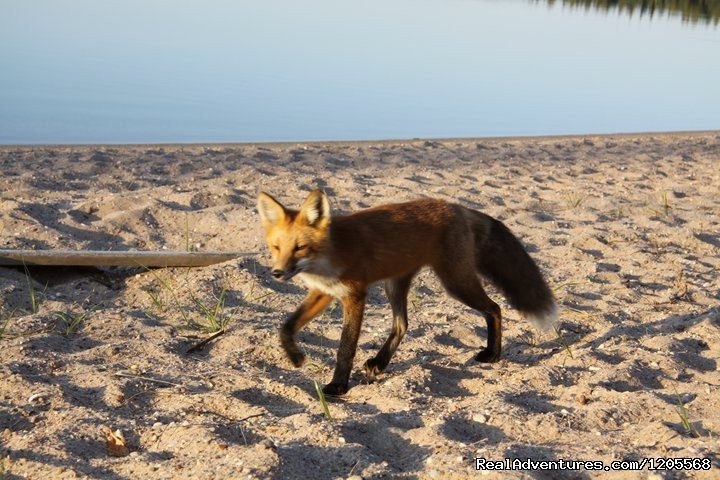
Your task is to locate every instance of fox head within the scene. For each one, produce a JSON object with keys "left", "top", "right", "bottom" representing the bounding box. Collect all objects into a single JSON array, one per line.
[{"left": 257, "top": 189, "right": 332, "bottom": 281}]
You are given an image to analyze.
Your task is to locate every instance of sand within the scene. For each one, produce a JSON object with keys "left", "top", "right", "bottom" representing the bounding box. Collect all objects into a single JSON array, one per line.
[{"left": 0, "top": 132, "right": 719, "bottom": 479}]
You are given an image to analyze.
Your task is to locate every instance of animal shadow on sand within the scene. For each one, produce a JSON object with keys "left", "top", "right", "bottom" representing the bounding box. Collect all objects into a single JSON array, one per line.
[
  {"left": 504, "top": 444, "right": 591, "bottom": 480},
  {"left": 271, "top": 443, "right": 373, "bottom": 480},
  {"left": 500, "top": 318, "right": 592, "bottom": 368},
  {"left": 421, "top": 362, "right": 477, "bottom": 398},
  {"left": 271, "top": 408, "right": 430, "bottom": 480},
  {"left": 503, "top": 391, "right": 561, "bottom": 415},
  {"left": 441, "top": 414, "right": 506, "bottom": 445},
  {"left": 584, "top": 307, "right": 718, "bottom": 374},
  {"left": 232, "top": 387, "right": 305, "bottom": 418}
]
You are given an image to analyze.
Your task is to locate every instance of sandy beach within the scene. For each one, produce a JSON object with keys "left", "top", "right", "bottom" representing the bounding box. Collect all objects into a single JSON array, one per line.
[{"left": 1, "top": 132, "right": 719, "bottom": 479}]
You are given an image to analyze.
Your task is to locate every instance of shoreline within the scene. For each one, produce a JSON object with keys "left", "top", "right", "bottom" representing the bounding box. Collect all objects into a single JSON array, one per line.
[{"left": 1, "top": 128, "right": 718, "bottom": 149}]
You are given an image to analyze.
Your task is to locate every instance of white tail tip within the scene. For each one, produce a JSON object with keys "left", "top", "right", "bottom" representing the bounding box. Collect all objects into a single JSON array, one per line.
[{"left": 526, "top": 302, "right": 558, "bottom": 331}]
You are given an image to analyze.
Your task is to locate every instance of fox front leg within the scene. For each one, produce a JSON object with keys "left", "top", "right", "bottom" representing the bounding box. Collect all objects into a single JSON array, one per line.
[
  {"left": 323, "top": 291, "right": 366, "bottom": 396},
  {"left": 280, "top": 289, "right": 332, "bottom": 367}
]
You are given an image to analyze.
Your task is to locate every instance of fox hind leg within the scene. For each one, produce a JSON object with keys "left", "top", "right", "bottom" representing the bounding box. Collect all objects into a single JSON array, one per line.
[
  {"left": 364, "top": 270, "right": 418, "bottom": 379},
  {"left": 434, "top": 263, "right": 503, "bottom": 363}
]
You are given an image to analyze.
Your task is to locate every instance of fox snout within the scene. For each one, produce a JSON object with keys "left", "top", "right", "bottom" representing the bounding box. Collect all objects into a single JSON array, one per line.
[
  {"left": 272, "top": 268, "right": 296, "bottom": 281},
  {"left": 271, "top": 262, "right": 299, "bottom": 281}
]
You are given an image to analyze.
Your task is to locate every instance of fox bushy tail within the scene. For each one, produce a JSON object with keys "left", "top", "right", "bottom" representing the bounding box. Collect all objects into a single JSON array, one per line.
[{"left": 472, "top": 213, "right": 557, "bottom": 330}]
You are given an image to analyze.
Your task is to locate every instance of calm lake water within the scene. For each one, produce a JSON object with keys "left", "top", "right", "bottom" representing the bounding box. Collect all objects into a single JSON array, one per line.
[{"left": 1, "top": 0, "right": 719, "bottom": 144}]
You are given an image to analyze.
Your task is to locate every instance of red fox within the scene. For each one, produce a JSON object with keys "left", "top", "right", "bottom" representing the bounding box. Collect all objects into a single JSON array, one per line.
[{"left": 257, "top": 189, "right": 556, "bottom": 396}]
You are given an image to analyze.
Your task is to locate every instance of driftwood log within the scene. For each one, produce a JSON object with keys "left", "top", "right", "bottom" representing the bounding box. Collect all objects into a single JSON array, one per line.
[{"left": 0, "top": 250, "right": 254, "bottom": 267}]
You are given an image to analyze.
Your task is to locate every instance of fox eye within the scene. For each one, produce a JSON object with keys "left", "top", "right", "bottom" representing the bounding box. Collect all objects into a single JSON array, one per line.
[
  {"left": 295, "top": 244, "right": 307, "bottom": 252},
  {"left": 271, "top": 245, "right": 279, "bottom": 251}
]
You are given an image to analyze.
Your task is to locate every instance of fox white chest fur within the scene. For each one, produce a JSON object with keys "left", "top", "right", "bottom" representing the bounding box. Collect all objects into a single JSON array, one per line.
[
  {"left": 296, "top": 257, "right": 348, "bottom": 298},
  {"left": 297, "top": 272, "right": 349, "bottom": 298}
]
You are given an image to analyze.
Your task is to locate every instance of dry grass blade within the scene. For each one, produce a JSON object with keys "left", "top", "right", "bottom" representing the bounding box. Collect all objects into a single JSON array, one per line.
[
  {"left": 22, "top": 261, "right": 40, "bottom": 314},
  {"left": 662, "top": 191, "right": 672, "bottom": 217},
  {"left": 54, "top": 308, "right": 96, "bottom": 337},
  {"left": 553, "top": 325, "right": 574, "bottom": 359},
  {"left": 674, "top": 389, "right": 696, "bottom": 436},
  {"left": 0, "top": 310, "right": 15, "bottom": 341},
  {"left": 189, "top": 287, "right": 233, "bottom": 333},
  {"left": 141, "top": 264, "right": 191, "bottom": 325},
  {"left": 564, "top": 191, "right": 586, "bottom": 209},
  {"left": 313, "top": 380, "right": 332, "bottom": 420}
]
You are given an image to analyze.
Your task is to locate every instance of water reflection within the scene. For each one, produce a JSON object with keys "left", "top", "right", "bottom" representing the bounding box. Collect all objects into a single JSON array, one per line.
[{"left": 538, "top": 0, "right": 719, "bottom": 24}]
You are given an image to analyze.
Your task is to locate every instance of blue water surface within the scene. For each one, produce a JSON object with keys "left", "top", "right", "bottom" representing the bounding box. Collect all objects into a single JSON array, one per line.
[{"left": 1, "top": 0, "right": 718, "bottom": 144}]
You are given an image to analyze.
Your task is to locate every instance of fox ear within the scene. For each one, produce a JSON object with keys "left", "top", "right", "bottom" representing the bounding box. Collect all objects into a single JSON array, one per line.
[
  {"left": 299, "top": 189, "right": 331, "bottom": 228},
  {"left": 257, "top": 192, "right": 287, "bottom": 227}
]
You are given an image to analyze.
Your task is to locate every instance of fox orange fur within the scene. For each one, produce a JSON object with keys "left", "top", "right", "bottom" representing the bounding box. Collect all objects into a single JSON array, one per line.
[{"left": 257, "top": 189, "right": 556, "bottom": 396}]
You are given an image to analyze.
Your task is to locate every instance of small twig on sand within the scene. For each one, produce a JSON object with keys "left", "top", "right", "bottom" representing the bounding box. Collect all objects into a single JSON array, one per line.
[
  {"left": 185, "top": 329, "right": 226, "bottom": 354},
  {"left": 114, "top": 372, "right": 183, "bottom": 388},
  {"left": 192, "top": 409, "right": 266, "bottom": 424},
  {"left": 238, "top": 412, "right": 266, "bottom": 422},
  {"left": 347, "top": 459, "right": 360, "bottom": 477}
]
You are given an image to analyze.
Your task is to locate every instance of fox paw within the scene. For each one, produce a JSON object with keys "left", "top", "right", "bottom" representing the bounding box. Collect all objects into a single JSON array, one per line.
[
  {"left": 322, "top": 382, "right": 348, "bottom": 396},
  {"left": 285, "top": 349, "right": 306, "bottom": 368},
  {"left": 363, "top": 358, "right": 382, "bottom": 380},
  {"left": 475, "top": 349, "right": 501, "bottom": 363}
]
